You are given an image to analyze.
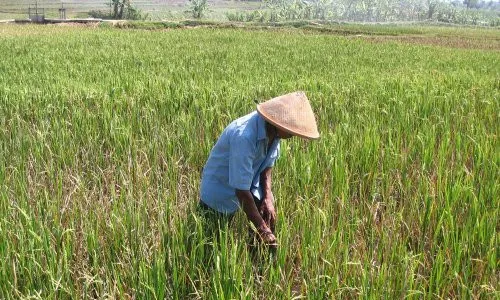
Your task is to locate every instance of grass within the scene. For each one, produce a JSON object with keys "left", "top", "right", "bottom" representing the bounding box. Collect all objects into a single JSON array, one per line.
[{"left": 0, "top": 24, "right": 498, "bottom": 298}]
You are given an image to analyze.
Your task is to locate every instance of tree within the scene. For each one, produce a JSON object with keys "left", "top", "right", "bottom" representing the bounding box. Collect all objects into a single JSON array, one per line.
[
  {"left": 90, "top": 0, "right": 146, "bottom": 20},
  {"left": 110, "top": 0, "right": 137, "bottom": 19},
  {"left": 463, "top": 0, "right": 479, "bottom": 8},
  {"left": 189, "top": 0, "right": 208, "bottom": 18},
  {"left": 427, "top": 0, "right": 439, "bottom": 19}
]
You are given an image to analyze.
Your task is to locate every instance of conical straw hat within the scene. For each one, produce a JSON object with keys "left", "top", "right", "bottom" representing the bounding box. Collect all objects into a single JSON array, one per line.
[{"left": 257, "top": 91, "right": 320, "bottom": 140}]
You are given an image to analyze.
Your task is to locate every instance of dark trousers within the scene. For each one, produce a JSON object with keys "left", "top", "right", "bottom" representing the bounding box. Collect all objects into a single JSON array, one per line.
[
  {"left": 197, "top": 201, "right": 234, "bottom": 238},
  {"left": 197, "top": 198, "right": 263, "bottom": 232},
  {"left": 197, "top": 198, "right": 268, "bottom": 249}
]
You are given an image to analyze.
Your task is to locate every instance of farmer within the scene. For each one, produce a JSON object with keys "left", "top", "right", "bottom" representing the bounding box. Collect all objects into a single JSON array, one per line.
[{"left": 199, "top": 91, "right": 320, "bottom": 247}]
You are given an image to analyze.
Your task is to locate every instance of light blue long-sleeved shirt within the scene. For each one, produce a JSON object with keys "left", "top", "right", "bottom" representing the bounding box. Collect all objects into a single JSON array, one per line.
[{"left": 200, "top": 111, "right": 280, "bottom": 214}]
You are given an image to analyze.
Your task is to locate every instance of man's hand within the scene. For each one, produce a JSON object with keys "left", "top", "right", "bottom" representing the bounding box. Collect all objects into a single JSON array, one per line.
[
  {"left": 257, "top": 224, "right": 277, "bottom": 247},
  {"left": 260, "top": 194, "right": 276, "bottom": 233},
  {"left": 236, "top": 189, "right": 275, "bottom": 243},
  {"left": 236, "top": 189, "right": 278, "bottom": 248},
  {"left": 259, "top": 167, "right": 277, "bottom": 233}
]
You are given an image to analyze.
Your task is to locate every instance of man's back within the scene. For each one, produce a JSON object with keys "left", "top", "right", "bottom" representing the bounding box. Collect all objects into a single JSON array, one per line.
[{"left": 200, "top": 111, "right": 280, "bottom": 214}]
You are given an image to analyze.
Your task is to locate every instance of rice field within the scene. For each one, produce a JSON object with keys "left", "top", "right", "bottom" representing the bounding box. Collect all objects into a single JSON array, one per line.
[{"left": 0, "top": 24, "right": 498, "bottom": 298}]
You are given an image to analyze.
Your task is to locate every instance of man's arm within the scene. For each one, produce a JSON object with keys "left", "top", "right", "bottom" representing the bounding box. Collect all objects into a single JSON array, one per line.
[
  {"left": 236, "top": 189, "right": 276, "bottom": 244},
  {"left": 260, "top": 167, "right": 276, "bottom": 233},
  {"left": 260, "top": 167, "right": 273, "bottom": 198}
]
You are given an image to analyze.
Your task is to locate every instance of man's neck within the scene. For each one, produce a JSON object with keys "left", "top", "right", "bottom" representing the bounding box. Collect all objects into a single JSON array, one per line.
[{"left": 265, "top": 122, "right": 277, "bottom": 146}]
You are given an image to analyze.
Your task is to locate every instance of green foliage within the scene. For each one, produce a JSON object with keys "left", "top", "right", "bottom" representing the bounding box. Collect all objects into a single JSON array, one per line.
[
  {"left": 226, "top": 10, "right": 270, "bottom": 22},
  {"left": 434, "top": 4, "right": 500, "bottom": 25},
  {"left": 189, "top": 0, "right": 209, "bottom": 19},
  {"left": 0, "top": 24, "right": 498, "bottom": 298},
  {"left": 115, "top": 21, "right": 183, "bottom": 29},
  {"left": 258, "top": 0, "right": 500, "bottom": 25},
  {"left": 88, "top": 0, "right": 148, "bottom": 20}
]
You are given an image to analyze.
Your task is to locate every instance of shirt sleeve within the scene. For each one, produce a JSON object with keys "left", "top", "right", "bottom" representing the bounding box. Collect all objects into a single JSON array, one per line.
[
  {"left": 228, "top": 134, "right": 256, "bottom": 191},
  {"left": 266, "top": 142, "right": 280, "bottom": 168}
]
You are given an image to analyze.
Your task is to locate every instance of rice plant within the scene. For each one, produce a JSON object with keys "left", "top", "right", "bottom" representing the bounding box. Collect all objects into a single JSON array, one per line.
[{"left": 0, "top": 24, "right": 498, "bottom": 298}]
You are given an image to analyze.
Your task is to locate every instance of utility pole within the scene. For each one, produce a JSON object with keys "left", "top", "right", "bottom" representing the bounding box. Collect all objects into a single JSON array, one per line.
[{"left": 59, "top": 2, "right": 67, "bottom": 19}]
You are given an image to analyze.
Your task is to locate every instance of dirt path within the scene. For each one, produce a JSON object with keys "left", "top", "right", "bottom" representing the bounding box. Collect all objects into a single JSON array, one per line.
[{"left": 351, "top": 34, "right": 500, "bottom": 50}]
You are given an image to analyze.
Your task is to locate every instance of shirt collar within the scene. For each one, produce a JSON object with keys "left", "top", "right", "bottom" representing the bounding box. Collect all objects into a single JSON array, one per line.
[{"left": 256, "top": 113, "right": 267, "bottom": 141}]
